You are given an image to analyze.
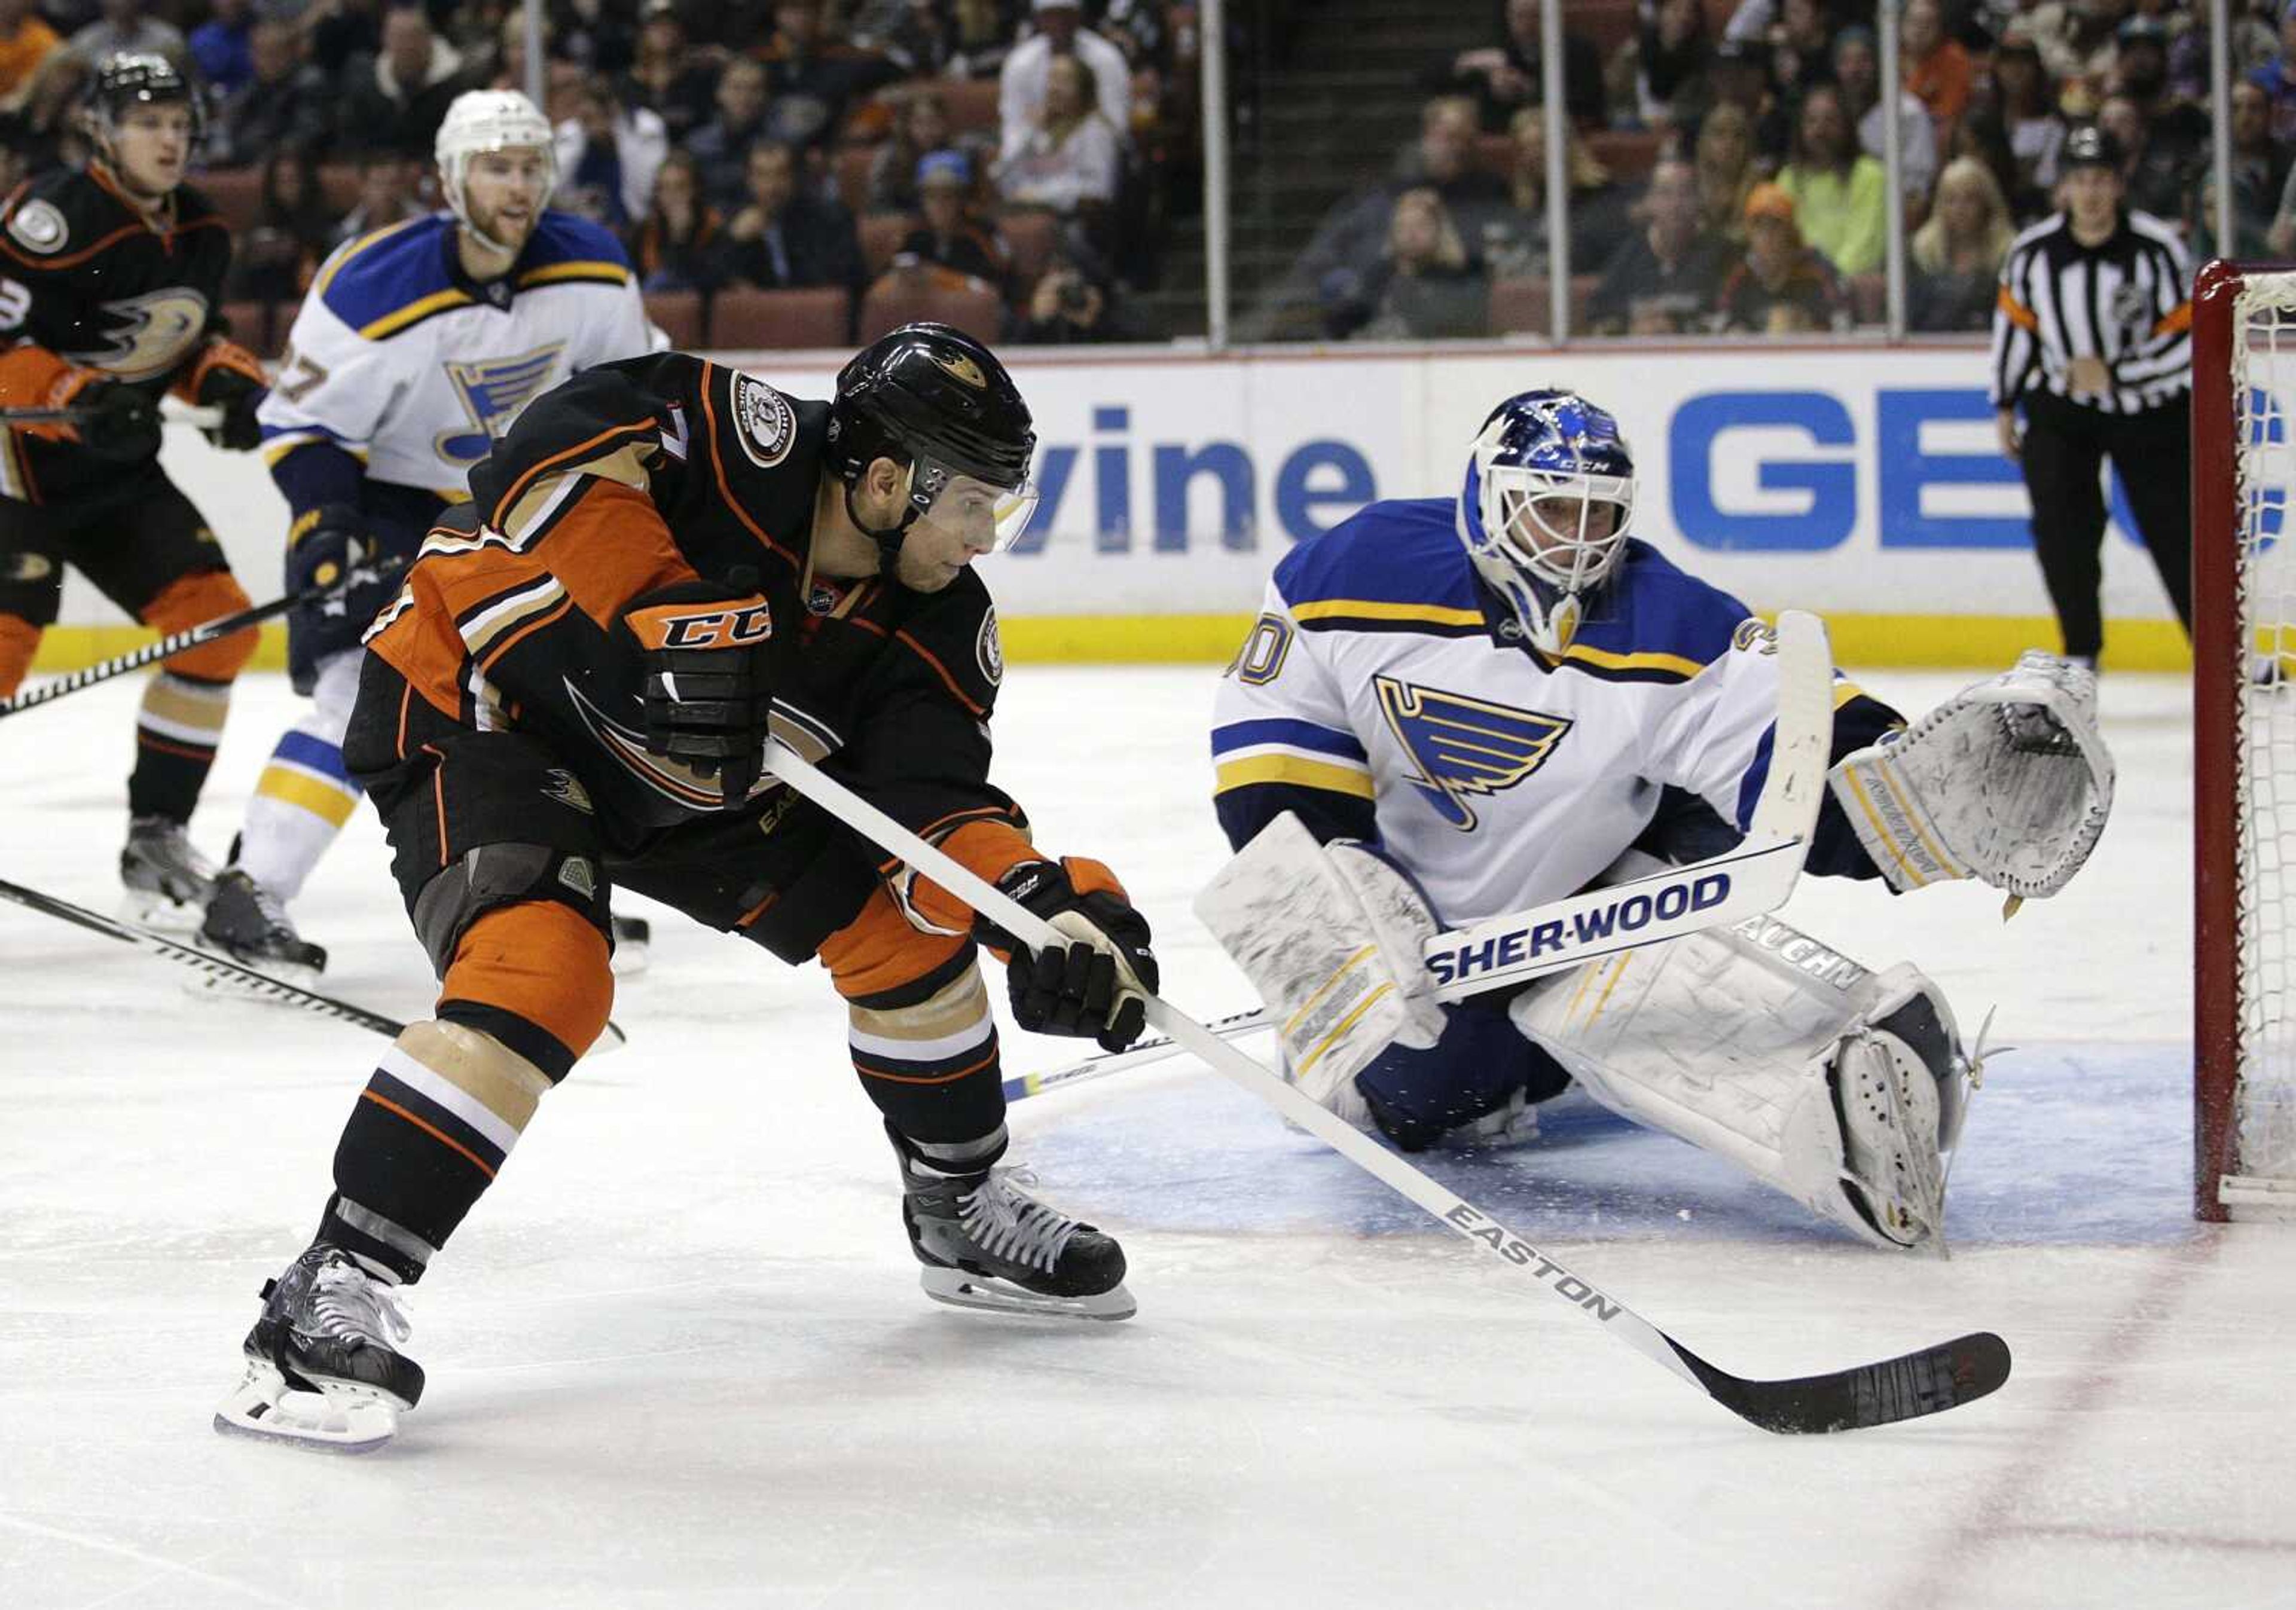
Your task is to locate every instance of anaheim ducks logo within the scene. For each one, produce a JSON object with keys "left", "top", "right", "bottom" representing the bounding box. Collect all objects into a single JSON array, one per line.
[
  {"left": 66, "top": 287, "right": 209, "bottom": 383},
  {"left": 564, "top": 676, "right": 741, "bottom": 812},
  {"left": 930, "top": 352, "right": 987, "bottom": 389}
]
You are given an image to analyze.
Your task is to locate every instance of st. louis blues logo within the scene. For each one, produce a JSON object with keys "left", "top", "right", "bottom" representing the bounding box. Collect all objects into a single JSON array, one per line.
[
  {"left": 1375, "top": 676, "right": 1573, "bottom": 831},
  {"left": 434, "top": 344, "right": 566, "bottom": 466}
]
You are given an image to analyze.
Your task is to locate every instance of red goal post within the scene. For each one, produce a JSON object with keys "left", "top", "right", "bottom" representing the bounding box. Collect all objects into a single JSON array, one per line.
[{"left": 2194, "top": 258, "right": 2296, "bottom": 1221}]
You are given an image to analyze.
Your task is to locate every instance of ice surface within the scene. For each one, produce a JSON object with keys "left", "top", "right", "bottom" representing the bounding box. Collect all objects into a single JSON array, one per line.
[{"left": 2, "top": 665, "right": 2290, "bottom": 1610}]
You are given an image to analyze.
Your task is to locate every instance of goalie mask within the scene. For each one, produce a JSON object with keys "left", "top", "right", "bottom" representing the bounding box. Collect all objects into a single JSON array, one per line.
[
  {"left": 435, "top": 90, "right": 557, "bottom": 256},
  {"left": 1457, "top": 390, "right": 1636, "bottom": 655},
  {"left": 826, "top": 322, "right": 1040, "bottom": 566}
]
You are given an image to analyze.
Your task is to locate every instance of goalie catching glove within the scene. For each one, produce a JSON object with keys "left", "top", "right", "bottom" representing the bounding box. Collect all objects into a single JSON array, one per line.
[
  {"left": 620, "top": 573, "right": 776, "bottom": 807},
  {"left": 976, "top": 858, "right": 1158, "bottom": 1052},
  {"left": 1828, "top": 650, "right": 2112, "bottom": 899}
]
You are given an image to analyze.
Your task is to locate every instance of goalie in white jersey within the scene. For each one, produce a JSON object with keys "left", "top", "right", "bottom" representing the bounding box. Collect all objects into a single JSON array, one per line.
[
  {"left": 197, "top": 91, "right": 654, "bottom": 977},
  {"left": 1205, "top": 390, "right": 2112, "bottom": 1252}
]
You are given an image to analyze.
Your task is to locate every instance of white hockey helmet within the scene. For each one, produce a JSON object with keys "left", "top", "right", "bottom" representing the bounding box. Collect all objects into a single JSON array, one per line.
[{"left": 435, "top": 90, "right": 556, "bottom": 252}]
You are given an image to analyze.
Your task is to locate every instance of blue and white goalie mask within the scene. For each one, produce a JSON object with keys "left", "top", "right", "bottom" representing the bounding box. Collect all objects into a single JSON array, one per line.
[{"left": 1457, "top": 391, "right": 1636, "bottom": 655}]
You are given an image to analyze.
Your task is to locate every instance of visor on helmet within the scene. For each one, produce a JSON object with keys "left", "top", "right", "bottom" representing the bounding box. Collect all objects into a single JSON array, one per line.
[{"left": 911, "top": 457, "right": 1040, "bottom": 552}]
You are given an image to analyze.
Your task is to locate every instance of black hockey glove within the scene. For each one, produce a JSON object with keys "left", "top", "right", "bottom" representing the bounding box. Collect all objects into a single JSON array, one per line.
[
  {"left": 620, "top": 572, "right": 776, "bottom": 807},
  {"left": 201, "top": 371, "right": 266, "bottom": 453},
  {"left": 979, "top": 857, "right": 1158, "bottom": 1052},
  {"left": 72, "top": 380, "right": 161, "bottom": 463}
]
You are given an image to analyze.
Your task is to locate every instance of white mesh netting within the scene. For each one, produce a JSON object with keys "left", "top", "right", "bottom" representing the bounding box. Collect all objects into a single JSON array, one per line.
[{"left": 2226, "top": 274, "right": 2296, "bottom": 1205}]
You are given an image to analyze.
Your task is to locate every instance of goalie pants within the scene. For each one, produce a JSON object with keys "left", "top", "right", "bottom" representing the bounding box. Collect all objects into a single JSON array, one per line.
[
  {"left": 2016, "top": 390, "right": 2193, "bottom": 662},
  {"left": 308, "top": 659, "right": 1016, "bottom": 1284},
  {"left": 1355, "top": 995, "right": 1573, "bottom": 1150}
]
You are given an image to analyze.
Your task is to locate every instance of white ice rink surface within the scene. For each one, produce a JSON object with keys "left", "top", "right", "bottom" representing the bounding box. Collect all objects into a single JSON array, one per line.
[{"left": 2, "top": 664, "right": 2290, "bottom": 1610}]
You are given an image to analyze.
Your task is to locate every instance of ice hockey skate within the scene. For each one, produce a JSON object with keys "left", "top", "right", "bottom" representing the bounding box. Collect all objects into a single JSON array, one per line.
[
  {"left": 199, "top": 867, "right": 327, "bottom": 983},
  {"left": 610, "top": 914, "right": 652, "bottom": 974},
  {"left": 120, "top": 815, "right": 216, "bottom": 925},
  {"left": 214, "top": 1244, "right": 423, "bottom": 1454},
  {"left": 891, "top": 1126, "right": 1134, "bottom": 1321}
]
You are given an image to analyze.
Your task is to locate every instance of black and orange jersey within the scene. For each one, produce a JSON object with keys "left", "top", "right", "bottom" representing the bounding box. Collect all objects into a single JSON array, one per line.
[
  {"left": 363, "top": 350, "right": 1038, "bottom": 926},
  {"left": 0, "top": 163, "right": 236, "bottom": 502}
]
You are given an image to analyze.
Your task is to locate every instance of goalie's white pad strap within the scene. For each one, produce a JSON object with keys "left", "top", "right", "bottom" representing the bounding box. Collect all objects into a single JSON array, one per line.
[
  {"left": 1509, "top": 915, "right": 1967, "bottom": 1251},
  {"left": 1828, "top": 650, "right": 2113, "bottom": 898},
  {"left": 1192, "top": 812, "right": 1445, "bottom": 1105}
]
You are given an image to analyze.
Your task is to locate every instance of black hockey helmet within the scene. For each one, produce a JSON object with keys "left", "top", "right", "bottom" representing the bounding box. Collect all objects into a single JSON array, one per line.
[
  {"left": 87, "top": 52, "right": 204, "bottom": 142},
  {"left": 826, "top": 323, "right": 1039, "bottom": 563}
]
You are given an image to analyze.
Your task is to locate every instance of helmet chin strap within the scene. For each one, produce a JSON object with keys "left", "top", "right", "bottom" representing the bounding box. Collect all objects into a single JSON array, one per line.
[{"left": 843, "top": 462, "right": 924, "bottom": 573}]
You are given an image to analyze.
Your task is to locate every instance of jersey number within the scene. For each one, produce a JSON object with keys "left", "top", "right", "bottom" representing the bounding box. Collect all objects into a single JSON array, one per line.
[
  {"left": 0, "top": 277, "right": 29, "bottom": 332},
  {"left": 275, "top": 347, "right": 329, "bottom": 403},
  {"left": 1227, "top": 613, "right": 1293, "bottom": 686}
]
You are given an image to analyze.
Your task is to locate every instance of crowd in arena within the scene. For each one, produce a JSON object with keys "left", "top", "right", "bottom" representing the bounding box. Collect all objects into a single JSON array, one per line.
[
  {"left": 1268, "top": 0, "right": 2266, "bottom": 343},
  {"left": 0, "top": 0, "right": 1194, "bottom": 350}
]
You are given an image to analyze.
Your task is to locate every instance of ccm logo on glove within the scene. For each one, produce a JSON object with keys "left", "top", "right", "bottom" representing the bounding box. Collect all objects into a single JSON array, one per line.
[{"left": 625, "top": 600, "right": 774, "bottom": 652}]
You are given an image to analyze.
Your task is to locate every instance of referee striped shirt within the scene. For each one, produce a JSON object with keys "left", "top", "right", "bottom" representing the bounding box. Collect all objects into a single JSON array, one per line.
[{"left": 1989, "top": 207, "right": 2193, "bottom": 414}]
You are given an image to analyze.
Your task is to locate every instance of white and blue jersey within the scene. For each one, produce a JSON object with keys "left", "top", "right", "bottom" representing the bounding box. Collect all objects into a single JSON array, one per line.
[{"left": 1211, "top": 498, "right": 1894, "bottom": 927}]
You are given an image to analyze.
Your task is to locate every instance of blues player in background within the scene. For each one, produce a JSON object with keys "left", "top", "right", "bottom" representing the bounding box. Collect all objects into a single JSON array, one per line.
[
  {"left": 1208, "top": 391, "right": 2112, "bottom": 1251},
  {"left": 198, "top": 91, "right": 654, "bottom": 979}
]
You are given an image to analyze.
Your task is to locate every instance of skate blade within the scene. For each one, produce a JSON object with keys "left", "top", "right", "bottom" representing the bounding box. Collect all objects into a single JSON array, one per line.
[
  {"left": 212, "top": 1360, "right": 402, "bottom": 1454},
  {"left": 920, "top": 1266, "right": 1135, "bottom": 1322}
]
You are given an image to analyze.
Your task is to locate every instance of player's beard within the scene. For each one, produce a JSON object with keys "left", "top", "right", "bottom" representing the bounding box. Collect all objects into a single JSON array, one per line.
[{"left": 468, "top": 194, "right": 541, "bottom": 258}]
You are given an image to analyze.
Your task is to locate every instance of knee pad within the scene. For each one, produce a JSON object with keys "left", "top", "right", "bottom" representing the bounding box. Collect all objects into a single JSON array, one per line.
[
  {"left": 142, "top": 570, "right": 257, "bottom": 681},
  {"left": 438, "top": 902, "right": 615, "bottom": 1077},
  {"left": 0, "top": 612, "right": 39, "bottom": 698},
  {"left": 413, "top": 842, "right": 609, "bottom": 978}
]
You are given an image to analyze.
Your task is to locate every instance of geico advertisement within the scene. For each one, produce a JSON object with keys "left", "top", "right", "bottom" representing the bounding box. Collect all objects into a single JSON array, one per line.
[{"left": 57, "top": 344, "right": 2181, "bottom": 625}]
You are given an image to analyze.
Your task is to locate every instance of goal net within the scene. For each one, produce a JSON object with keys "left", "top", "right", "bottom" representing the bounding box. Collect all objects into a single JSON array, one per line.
[{"left": 2196, "top": 259, "right": 2296, "bottom": 1220}]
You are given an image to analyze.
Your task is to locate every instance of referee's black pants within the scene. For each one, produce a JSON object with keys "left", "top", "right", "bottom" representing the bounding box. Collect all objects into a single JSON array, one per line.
[{"left": 2016, "top": 389, "right": 2193, "bottom": 662}]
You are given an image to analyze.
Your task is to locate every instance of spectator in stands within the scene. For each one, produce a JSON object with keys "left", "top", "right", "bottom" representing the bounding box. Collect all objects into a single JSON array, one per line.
[
  {"left": 715, "top": 136, "right": 864, "bottom": 294},
  {"left": 868, "top": 91, "right": 952, "bottom": 215},
  {"left": 1908, "top": 155, "right": 2016, "bottom": 332},
  {"left": 555, "top": 72, "right": 668, "bottom": 231},
  {"left": 1693, "top": 99, "right": 1760, "bottom": 244},
  {"left": 2095, "top": 94, "right": 2191, "bottom": 220},
  {"left": 893, "top": 149, "right": 1009, "bottom": 286},
  {"left": 2225, "top": 79, "right": 2288, "bottom": 254},
  {"left": 1335, "top": 187, "right": 1487, "bottom": 342},
  {"left": 2029, "top": 0, "right": 2128, "bottom": 102},
  {"left": 337, "top": 2, "right": 465, "bottom": 159},
  {"left": 1705, "top": 36, "right": 1793, "bottom": 170},
  {"left": 688, "top": 57, "right": 774, "bottom": 211},
  {"left": 628, "top": 148, "right": 726, "bottom": 292},
  {"left": 211, "top": 18, "right": 335, "bottom": 169},
  {"left": 758, "top": 0, "right": 903, "bottom": 155},
  {"left": 1478, "top": 105, "right": 1626, "bottom": 281},
  {"left": 305, "top": 0, "right": 385, "bottom": 84},
  {"left": 1994, "top": 25, "right": 2067, "bottom": 201},
  {"left": 1422, "top": 0, "right": 1604, "bottom": 132},
  {"left": 2253, "top": 1, "right": 2296, "bottom": 146},
  {"left": 63, "top": 0, "right": 185, "bottom": 71},
  {"left": 621, "top": 0, "right": 720, "bottom": 145},
  {"left": 1715, "top": 181, "right": 1847, "bottom": 333},
  {"left": 228, "top": 143, "right": 341, "bottom": 305},
  {"left": 848, "top": 0, "right": 965, "bottom": 79},
  {"left": 999, "top": 0, "right": 1129, "bottom": 163},
  {"left": 1777, "top": 81, "right": 1887, "bottom": 276},
  {"left": 331, "top": 148, "right": 425, "bottom": 245},
  {"left": 1764, "top": 0, "right": 1837, "bottom": 104},
  {"left": 1831, "top": 24, "right": 1938, "bottom": 211},
  {"left": 1586, "top": 156, "right": 1730, "bottom": 336},
  {"left": 190, "top": 0, "right": 255, "bottom": 98},
  {"left": 1947, "top": 84, "right": 2041, "bottom": 223},
  {"left": 0, "top": 0, "right": 59, "bottom": 115},
  {"left": 2109, "top": 14, "right": 2208, "bottom": 172},
  {"left": 994, "top": 53, "right": 1122, "bottom": 223},
  {"left": 1901, "top": 0, "right": 1973, "bottom": 136},
  {"left": 1010, "top": 237, "right": 1144, "bottom": 344},
  {"left": 1626, "top": 0, "right": 1712, "bottom": 130}
]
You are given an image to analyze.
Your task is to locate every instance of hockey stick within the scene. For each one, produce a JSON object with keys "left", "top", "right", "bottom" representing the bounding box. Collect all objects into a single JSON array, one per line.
[
  {"left": 1002, "top": 1006, "right": 1271, "bottom": 1101},
  {"left": 763, "top": 618, "right": 2009, "bottom": 1434},
  {"left": 0, "top": 401, "right": 225, "bottom": 429},
  {"left": 0, "top": 873, "right": 628, "bottom": 1051},
  {"left": 0, "top": 559, "right": 408, "bottom": 720}
]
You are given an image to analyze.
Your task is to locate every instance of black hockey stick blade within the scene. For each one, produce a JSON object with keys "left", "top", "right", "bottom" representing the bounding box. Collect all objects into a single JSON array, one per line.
[{"left": 1675, "top": 1329, "right": 2012, "bottom": 1434}]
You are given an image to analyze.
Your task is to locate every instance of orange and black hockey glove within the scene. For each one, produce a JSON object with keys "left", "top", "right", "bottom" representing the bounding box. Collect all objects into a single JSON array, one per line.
[
  {"left": 977, "top": 857, "right": 1159, "bottom": 1052},
  {"left": 181, "top": 338, "right": 268, "bottom": 452},
  {"left": 0, "top": 347, "right": 159, "bottom": 462},
  {"left": 619, "top": 573, "right": 777, "bottom": 806}
]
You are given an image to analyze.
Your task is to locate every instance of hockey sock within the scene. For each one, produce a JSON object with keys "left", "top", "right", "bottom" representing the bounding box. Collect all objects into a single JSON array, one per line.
[
  {"left": 320, "top": 1021, "right": 553, "bottom": 1284},
  {"left": 128, "top": 671, "right": 231, "bottom": 821},
  {"left": 845, "top": 962, "right": 1010, "bottom": 1144},
  {"left": 235, "top": 729, "right": 362, "bottom": 901}
]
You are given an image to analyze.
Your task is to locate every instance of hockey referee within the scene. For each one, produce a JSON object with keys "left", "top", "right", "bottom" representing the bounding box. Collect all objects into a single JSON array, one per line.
[{"left": 1990, "top": 124, "right": 2193, "bottom": 667}]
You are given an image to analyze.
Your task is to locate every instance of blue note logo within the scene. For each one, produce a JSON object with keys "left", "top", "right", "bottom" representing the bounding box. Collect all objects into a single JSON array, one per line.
[
  {"left": 433, "top": 344, "right": 566, "bottom": 466},
  {"left": 1375, "top": 676, "right": 1573, "bottom": 832}
]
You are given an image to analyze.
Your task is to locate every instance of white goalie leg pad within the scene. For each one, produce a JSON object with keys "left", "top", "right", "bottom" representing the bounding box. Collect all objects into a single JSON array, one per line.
[
  {"left": 1194, "top": 812, "right": 1447, "bottom": 1108},
  {"left": 1828, "top": 650, "right": 2114, "bottom": 898},
  {"left": 1509, "top": 915, "right": 1970, "bottom": 1251}
]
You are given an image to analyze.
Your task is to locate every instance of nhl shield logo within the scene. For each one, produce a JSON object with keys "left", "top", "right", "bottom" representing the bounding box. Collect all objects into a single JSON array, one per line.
[
  {"left": 976, "top": 607, "right": 1004, "bottom": 686},
  {"left": 733, "top": 374, "right": 796, "bottom": 468},
  {"left": 6, "top": 199, "right": 66, "bottom": 255}
]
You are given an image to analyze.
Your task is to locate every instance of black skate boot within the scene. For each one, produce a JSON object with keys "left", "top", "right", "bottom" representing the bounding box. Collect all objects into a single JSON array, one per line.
[
  {"left": 609, "top": 913, "right": 651, "bottom": 975},
  {"left": 201, "top": 869, "right": 328, "bottom": 979},
  {"left": 120, "top": 815, "right": 216, "bottom": 923},
  {"left": 213, "top": 1245, "right": 423, "bottom": 1453},
  {"left": 891, "top": 1124, "right": 1134, "bottom": 1321}
]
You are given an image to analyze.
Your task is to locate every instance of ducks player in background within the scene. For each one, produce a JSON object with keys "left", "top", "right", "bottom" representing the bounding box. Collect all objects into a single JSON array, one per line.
[
  {"left": 215, "top": 326, "right": 1158, "bottom": 1452},
  {"left": 198, "top": 91, "right": 655, "bottom": 981},
  {"left": 0, "top": 54, "right": 270, "bottom": 918},
  {"left": 1207, "top": 390, "right": 2111, "bottom": 1253}
]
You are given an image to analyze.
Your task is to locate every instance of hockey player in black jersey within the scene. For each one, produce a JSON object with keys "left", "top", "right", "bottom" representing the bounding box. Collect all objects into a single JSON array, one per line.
[
  {"left": 216, "top": 325, "right": 1156, "bottom": 1452},
  {"left": 0, "top": 54, "right": 270, "bottom": 916}
]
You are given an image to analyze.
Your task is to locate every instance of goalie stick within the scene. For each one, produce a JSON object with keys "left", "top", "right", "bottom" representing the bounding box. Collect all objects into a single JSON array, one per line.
[
  {"left": 757, "top": 647, "right": 2013, "bottom": 1429},
  {"left": 0, "top": 873, "right": 628, "bottom": 1052}
]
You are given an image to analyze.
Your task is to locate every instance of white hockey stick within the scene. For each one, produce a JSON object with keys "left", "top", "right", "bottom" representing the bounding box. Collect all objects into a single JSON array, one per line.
[{"left": 758, "top": 656, "right": 2010, "bottom": 1429}]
